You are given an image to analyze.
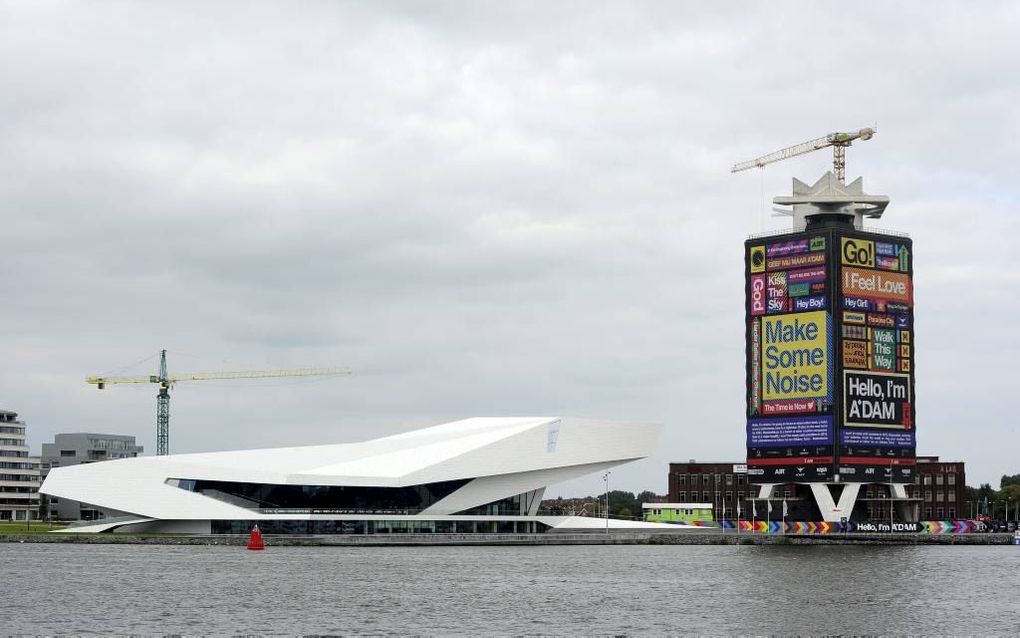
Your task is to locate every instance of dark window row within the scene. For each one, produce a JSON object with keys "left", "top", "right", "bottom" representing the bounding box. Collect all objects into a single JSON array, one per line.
[
  {"left": 176, "top": 478, "right": 471, "bottom": 513},
  {"left": 211, "top": 519, "right": 550, "bottom": 535}
]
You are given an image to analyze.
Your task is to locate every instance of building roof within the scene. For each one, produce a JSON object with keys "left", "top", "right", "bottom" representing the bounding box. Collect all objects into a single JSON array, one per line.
[{"left": 42, "top": 416, "right": 661, "bottom": 521}]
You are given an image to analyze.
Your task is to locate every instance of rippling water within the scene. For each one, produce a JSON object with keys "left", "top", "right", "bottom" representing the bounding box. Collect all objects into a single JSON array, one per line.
[{"left": 2, "top": 542, "right": 1018, "bottom": 634}]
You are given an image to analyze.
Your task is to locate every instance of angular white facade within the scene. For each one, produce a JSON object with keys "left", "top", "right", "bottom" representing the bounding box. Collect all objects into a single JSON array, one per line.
[{"left": 41, "top": 417, "right": 677, "bottom": 534}]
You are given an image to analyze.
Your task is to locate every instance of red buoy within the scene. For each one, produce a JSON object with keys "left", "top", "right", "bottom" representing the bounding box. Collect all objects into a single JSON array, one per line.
[{"left": 246, "top": 524, "right": 265, "bottom": 551}]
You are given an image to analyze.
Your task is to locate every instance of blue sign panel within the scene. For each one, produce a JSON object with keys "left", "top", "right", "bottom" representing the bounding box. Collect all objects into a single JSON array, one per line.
[
  {"left": 840, "top": 428, "right": 915, "bottom": 448},
  {"left": 747, "top": 416, "right": 834, "bottom": 448}
]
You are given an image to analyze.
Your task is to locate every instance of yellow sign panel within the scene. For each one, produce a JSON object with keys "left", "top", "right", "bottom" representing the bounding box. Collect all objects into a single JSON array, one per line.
[
  {"left": 761, "top": 311, "right": 828, "bottom": 401},
  {"left": 841, "top": 237, "right": 875, "bottom": 268},
  {"left": 843, "top": 311, "right": 866, "bottom": 324},
  {"left": 749, "top": 245, "right": 766, "bottom": 274}
]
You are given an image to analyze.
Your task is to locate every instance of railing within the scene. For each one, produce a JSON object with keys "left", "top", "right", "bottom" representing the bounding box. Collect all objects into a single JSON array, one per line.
[{"left": 747, "top": 224, "right": 909, "bottom": 240}]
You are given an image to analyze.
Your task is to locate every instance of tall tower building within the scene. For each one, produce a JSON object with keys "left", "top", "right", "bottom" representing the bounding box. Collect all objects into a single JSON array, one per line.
[
  {"left": 744, "top": 173, "right": 916, "bottom": 523},
  {"left": 0, "top": 409, "right": 41, "bottom": 521}
]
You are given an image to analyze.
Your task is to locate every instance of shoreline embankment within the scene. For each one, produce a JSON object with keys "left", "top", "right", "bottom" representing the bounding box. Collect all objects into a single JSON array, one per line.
[{"left": 1, "top": 531, "right": 1015, "bottom": 546}]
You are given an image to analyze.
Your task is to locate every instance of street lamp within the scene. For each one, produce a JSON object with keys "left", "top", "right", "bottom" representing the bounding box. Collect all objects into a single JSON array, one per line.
[{"left": 602, "top": 471, "right": 611, "bottom": 534}]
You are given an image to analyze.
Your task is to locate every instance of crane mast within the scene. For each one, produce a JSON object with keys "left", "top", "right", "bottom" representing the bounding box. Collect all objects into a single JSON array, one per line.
[
  {"left": 157, "top": 350, "right": 170, "bottom": 455},
  {"left": 87, "top": 350, "right": 352, "bottom": 455},
  {"left": 731, "top": 128, "right": 875, "bottom": 182}
]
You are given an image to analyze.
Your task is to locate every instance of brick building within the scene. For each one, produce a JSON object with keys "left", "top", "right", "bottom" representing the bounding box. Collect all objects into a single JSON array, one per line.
[
  {"left": 669, "top": 455, "right": 966, "bottom": 522},
  {"left": 667, "top": 461, "right": 760, "bottom": 521},
  {"left": 909, "top": 456, "right": 965, "bottom": 520}
]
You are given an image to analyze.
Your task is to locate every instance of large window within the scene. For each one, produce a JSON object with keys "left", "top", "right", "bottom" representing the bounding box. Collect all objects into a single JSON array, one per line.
[
  {"left": 454, "top": 494, "right": 524, "bottom": 516},
  {"left": 172, "top": 477, "right": 470, "bottom": 514},
  {"left": 210, "top": 519, "right": 550, "bottom": 535}
]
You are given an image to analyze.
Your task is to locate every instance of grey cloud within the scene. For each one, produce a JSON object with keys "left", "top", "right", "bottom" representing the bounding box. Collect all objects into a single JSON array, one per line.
[{"left": 2, "top": 1, "right": 1018, "bottom": 495}]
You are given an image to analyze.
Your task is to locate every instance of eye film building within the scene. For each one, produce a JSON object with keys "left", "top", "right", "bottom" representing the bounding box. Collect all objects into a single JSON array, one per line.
[{"left": 40, "top": 416, "right": 669, "bottom": 534}]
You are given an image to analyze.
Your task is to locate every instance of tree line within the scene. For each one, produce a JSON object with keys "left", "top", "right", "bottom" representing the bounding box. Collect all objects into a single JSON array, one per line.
[
  {"left": 965, "top": 474, "right": 1020, "bottom": 519},
  {"left": 539, "top": 490, "right": 663, "bottom": 519}
]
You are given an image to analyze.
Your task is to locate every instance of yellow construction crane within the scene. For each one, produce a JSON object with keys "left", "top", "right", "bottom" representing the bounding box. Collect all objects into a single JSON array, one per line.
[
  {"left": 87, "top": 349, "right": 351, "bottom": 455},
  {"left": 731, "top": 127, "right": 875, "bottom": 183}
]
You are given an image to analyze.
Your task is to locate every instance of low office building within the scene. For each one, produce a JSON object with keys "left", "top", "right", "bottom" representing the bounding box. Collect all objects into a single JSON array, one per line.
[
  {"left": 643, "top": 502, "right": 713, "bottom": 524},
  {"left": 40, "top": 433, "right": 144, "bottom": 520},
  {"left": 669, "top": 456, "right": 966, "bottom": 522},
  {"left": 41, "top": 416, "right": 685, "bottom": 534},
  {"left": 0, "top": 409, "right": 41, "bottom": 521},
  {"left": 668, "top": 461, "right": 757, "bottom": 521}
]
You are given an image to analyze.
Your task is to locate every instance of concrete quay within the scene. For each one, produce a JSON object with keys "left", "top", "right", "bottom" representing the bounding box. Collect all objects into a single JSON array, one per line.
[{"left": 1, "top": 530, "right": 1015, "bottom": 546}]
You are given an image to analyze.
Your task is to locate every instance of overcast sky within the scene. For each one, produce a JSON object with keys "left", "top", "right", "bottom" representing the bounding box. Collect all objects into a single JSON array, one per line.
[{"left": 3, "top": 1, "right": 1018, "bottom": 496}]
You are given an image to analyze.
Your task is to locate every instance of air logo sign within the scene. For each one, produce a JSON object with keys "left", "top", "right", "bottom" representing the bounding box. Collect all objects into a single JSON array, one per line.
[
  {"left": 762, "top": 311, "right": 829, "bottom": 401},
  {"left": 842, "top": 238, "right": 875, "bottom": 268},
  {"left": 844, "top": 371, "right": 911, "bottom": 428}
]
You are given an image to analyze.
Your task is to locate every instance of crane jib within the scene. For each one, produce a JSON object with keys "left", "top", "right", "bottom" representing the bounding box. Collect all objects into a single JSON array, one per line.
[
  {"left": 730, "top": 127, "right": 876, "bottom": 180},
  {"left": 86, "top": 351, "right": 351, "bottom": 455}
]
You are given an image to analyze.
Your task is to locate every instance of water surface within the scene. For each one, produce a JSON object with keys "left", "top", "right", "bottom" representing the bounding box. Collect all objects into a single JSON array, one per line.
[{"left": 2, "top": 543, "right": 1017, "bottom": 634}]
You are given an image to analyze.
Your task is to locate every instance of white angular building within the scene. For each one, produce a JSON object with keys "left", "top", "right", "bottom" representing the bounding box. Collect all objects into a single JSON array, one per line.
[{"left": 41, "top": 417, "right": 675, "bottom": 534}]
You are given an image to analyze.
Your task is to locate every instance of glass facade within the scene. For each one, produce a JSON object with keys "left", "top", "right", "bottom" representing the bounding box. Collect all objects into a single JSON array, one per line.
[
  {"left": 171, "top": 477, "right": 472, "bottom": 514},
  {"left": 453, "top": 494, "right": 523, "bottom": 516},
  {"left": 210, "top": 519, "right": 550, "bottom": 535}
]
